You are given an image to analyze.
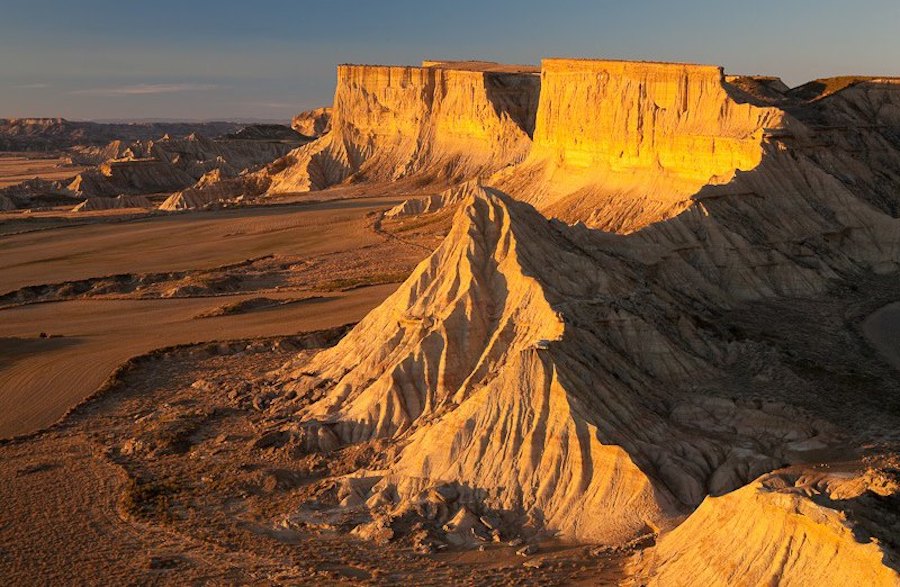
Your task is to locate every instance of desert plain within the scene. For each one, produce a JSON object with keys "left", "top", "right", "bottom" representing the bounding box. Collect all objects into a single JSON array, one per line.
[{"left": 1, "top": 57, "right": 899, "bottom": 586}]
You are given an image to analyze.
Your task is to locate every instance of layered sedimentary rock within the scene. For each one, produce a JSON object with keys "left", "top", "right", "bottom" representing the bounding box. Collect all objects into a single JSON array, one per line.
[
  {"left": 158, "top": 169, "right": 258, "bottom": 211},
  {"left": 276, "top": 185, "right": 882, "bottom": 541},
  {"left": 71, "top": 194, "right": 152, "bottom": 212},
  {"left": 0, "top": 178, "right": 76, "bottom": 209},
  {"left": 260, "top": 61, "right": 540, "bottom": 194},
  {"left": 0, "top": 118, "right": 243, "bottom": 152},
  {"left": 384, "top": 180, "right": 484, "bottom": 218},
  {"left": 70, "top": 159, "right": 196, "bottom": 197},
  {"left": 494, "top": 59, "right": 787, "bottom": 231},
  {"left": 223, "top": 124, "right": 304, "bottom": 142},
  {"left": 271, "top": 59, "right": 900, "bottom": 582}
]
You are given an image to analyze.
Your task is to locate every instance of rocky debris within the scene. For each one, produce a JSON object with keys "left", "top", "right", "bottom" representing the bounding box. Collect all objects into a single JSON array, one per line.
[
  {"left": 351, "top": 517, "right": 394, "bottom": 545},
  {"left": 441, "top": 506, "right": 491, "bottom": 546},
  {"left": 516, "top": 544, "right": 538, "bottom": 556},
  {"left": 291, "top": 107, "right": 332, "bottom": 138},
  {"left": 71, "top": 194, "right": 152, "bottom": 212},
  {"left": 67, "top": 133, "right": 296, "bottom": 198},
  {"left": 0, "top": 177, "right": 77, "bottom": 209}
]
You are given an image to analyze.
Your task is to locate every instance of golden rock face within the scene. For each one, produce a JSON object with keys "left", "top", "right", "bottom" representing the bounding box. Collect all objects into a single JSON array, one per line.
[
  {"left": 532, "top": 59, "right": 777, "bottom": 180},
  {"left": 263, "top": 63, "right": 540, "bottom": 193},
  {"left": 494, "top": 59, "right": 787, "bottom": 231},
  {"left": 269, "top": 58, "right": 900, "bottom": 584},
  {"left": 264, "top": 58, "right": 790, "bottom": 232}
]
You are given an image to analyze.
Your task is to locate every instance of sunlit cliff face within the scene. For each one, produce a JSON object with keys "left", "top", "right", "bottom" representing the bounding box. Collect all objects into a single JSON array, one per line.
[
  {"left": 262, "top": 62, "right": 541, "bottom": 194},
  {"left": 495, "top": 59, "right": 788, "bottom": 231},
  {"left": 261, "top": 58, "right": 790, "bottom": 233}
]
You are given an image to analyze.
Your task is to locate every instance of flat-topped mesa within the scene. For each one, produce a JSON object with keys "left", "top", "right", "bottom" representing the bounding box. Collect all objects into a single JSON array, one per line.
[
  {"left": 262, "top": 61, "right": 541, "bottom": 194},
  {"left": 494, "top": 58, "right": 788, "bottom": 231}
]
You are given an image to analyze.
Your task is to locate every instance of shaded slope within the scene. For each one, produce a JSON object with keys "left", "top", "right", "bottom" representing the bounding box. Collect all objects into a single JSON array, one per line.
[{"left": 275, "top": 184, "right": 876, "bottom": 542}]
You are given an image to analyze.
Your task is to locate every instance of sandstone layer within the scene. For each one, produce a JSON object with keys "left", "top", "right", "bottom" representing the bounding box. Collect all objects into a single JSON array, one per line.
[
  {"left": 258, "top": 61, "right": 540, "bottom": 194},
  {"left": 632, "top": 466, "right": 900, "bottom": 586},
  {"left": 493, "top": 59, "right": 787, "bottom": 231},
  {"left": 71, "top": 194, "right": 152, "bottom": 212}
]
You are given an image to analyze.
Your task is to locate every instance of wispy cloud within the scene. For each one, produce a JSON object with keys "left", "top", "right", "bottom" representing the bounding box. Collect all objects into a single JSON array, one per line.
[
  {"left": 70, "top": 83, "right": 218, "bottom": 96},
  {"left": 14, "top": 83, "right": 51, "bottom": 89}
]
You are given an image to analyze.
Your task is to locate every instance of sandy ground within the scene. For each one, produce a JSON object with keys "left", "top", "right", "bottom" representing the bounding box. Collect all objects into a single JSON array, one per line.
[
  {"left": 0, "top": 153, "right": 85, "bottom": 188},
  {"left": 0, "top": 330, "right": 625, "bottom": 585},
  {"left": 0, "top": 195, "right": 447, "bottom": 438},
  {"left": 0, "top": 288, "right": 396, "bottom": 438},
  {"left": 863, "top": 301, "right": 900, "bottom": 371},
  {"left": 0, "top": 198, "right": 398, "bottom": 293}
]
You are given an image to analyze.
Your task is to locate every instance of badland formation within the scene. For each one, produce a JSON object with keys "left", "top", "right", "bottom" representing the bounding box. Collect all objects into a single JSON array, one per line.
[{"left": 1, "top": 58, "right": 899, "bottom": 585}]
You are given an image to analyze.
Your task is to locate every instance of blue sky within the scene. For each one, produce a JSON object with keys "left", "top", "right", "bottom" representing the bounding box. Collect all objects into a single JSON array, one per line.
[{"left": 2, "top": 0, "right": 898, "bottom": 120}]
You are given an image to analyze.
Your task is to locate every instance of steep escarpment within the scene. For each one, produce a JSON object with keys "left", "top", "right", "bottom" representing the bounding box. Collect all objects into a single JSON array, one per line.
[
  {"left": 260, "top": 62, "right": 540, "bottom": 194},
  {"left": 494, "top": 59, "right": 788, "bottom": 231}
]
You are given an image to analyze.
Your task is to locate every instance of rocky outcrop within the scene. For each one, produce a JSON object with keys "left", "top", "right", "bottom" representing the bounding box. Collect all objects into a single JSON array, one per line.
[
  {"left": 291, "top": 107, "right": 332, "bottom": 138},
  {"left": 70, "top": 159, "right": 196, "bottom": 197},
  {"left": 633, "top": 467, "right": 900, "bottom": 586},
  {"left": 259, "top": 61, "right": 540, "bottom": 194},
  {"left": 68, "top": 133, "right": 297, "bottom": 197},
  {"left": 0, "top": 178, "right": 76, "bottom": 209},
  {"left": 384, "top": 180, "right": 485, "bottom": 218},
  {"left": 158, "top": 169, "right": 256, "bottom": 211},
  {"left": 0, "top": 118, "right": 243, "bottom": 152},
  {"left": 275, "top": 185, "right": 877, "bottom": 542},
  {"left": 65, "top": 140, "right": 131, "bottom": 166},
  {"left": 224, "top": 124, "right": 306, "bottom": 142}
]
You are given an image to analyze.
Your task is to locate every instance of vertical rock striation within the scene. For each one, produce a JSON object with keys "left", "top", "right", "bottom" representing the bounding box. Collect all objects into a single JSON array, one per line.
[
  {"left": 495, "top": 59, "right": 787, "bottom": 231},
  {"left": 261, "top": 62, "right": 540, "bottom": 194}
]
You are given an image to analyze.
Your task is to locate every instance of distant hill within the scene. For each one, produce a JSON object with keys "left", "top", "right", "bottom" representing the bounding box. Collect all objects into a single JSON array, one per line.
[{"left": 0, "top": 118, "right": 245, "bottom": 152}]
